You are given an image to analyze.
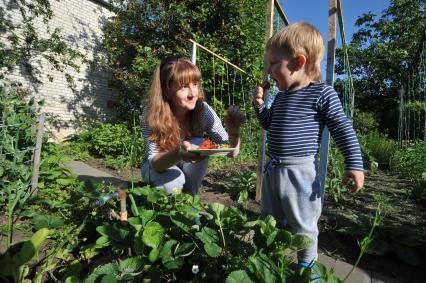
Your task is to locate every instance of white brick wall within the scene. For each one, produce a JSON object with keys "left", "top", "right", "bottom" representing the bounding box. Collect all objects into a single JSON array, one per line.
[{"left": 1, "top": 0, "right": 118, "bottom": 140}]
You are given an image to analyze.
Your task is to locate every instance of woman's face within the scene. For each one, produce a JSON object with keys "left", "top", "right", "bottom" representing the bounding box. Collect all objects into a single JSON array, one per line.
[{"left": 169, "top": 81, "right": 199, "bottom": 112}]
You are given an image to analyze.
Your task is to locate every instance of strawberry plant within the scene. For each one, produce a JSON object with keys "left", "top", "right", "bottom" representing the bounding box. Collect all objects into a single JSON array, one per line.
[{"left": 63, "top": 186, "right": 343, "bottom": 282}]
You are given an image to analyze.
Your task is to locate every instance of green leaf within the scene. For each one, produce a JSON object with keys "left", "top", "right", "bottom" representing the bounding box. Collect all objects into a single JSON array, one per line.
[
  {"left": 133, "top": 231, "right": 144, "bottom": 256},
  {"left": 100, "top": 274, "right": 117, "bottom": 283},
  {"left": 226, "top": 270, "right": 254, "bottom": 283},
  {"left": 56, "top": 178, "right": 74, "bottom": 185},
  {"left": 195, "top": 227, "right": 218, "bottom": 244},
  {"left": 162, "top": 255, "right": 184, "bottom": 271},
  {"left": 128, "top": 217, "right": 142, "bottom": 231},
  {"left": 33, "top": 215, "right": 64, "bottom": 229},
  {"left": 204, "top": 242, "right": 220, "bottom": 258},
  {"left": 170, "top": 212, "right": 194, "bottom": 233},
  {"left": 174, "top": 242, "right": 195, "bottom": 257},
  {"left": 140, "top": 210, "right": 156, "bottom": 226},
  {"left": 159, "top": 239, "right": 178, "bottom": 258},
  {"left": 142, "top": 221, "right": 164, "bottom": 249},
  {"left": 64, "top": 276, "right": 80, "bottom": 283},
  {"left": 266, "top": 230, "right": 278, "bottom": 247},
  {"left": 248, "top": 254, "right": 279, "bottom": 282},
  {"left": 118, "top": 257, "right": 143, "bottom": 273},
  {"left": 96, "top": 223, "right": 131, "bottom": 245},
  {"left": 292, "top": 234, "right": 313, "bottom": 250},
  {"left": 95, "top": 235, "right": 110, "bottom": 246},
  {"left": 13, "top": 228, "right": 49, "bottom": 266},
  {"left": 148, "top": 248, "right": 159, "bottom": 263},
  {"left": 208, "top": 203, "right": 225, "bottom": 218},
  {"left": 83, "top": 263, "right": 118, "bottom": 283}
]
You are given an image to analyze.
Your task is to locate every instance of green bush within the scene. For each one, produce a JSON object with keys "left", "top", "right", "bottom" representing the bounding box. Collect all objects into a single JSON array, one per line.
[
  {"left": 390, "top": 142, "right": 426, "bottom": 199},
  {"left": 353, "top": 110, "right": 379, "bottom": 135},
  {"left": 90, "top": 123, "right": 132, "bottom": 157},
  {"left": 362, "top": 131, "right": 398, "bottom": 166},
  {"left": 65, "top": 123, "right": 144, "bottom": 166}
]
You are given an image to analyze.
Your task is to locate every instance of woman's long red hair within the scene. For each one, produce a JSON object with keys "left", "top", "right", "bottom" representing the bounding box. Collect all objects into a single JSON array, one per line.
[{"left": 145, "top": 58, "right": 204, "bottom": 151}]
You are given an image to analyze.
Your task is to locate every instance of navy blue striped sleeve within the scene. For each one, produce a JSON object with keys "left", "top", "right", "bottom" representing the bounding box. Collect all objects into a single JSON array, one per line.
[
  {"left": 254, "top": 103, "right": 273, "bottom": 130},
  {"left": 318, "top": 86, "right": 364, "bottom": 171}
]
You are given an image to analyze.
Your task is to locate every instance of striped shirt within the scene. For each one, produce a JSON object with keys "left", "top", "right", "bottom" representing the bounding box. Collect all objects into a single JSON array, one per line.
[
  {"left": 142, "top": 102, "right": 228, "bottom": 161},
  {"left": 255, "top": 82, "right": 363, "bottom": 171}
]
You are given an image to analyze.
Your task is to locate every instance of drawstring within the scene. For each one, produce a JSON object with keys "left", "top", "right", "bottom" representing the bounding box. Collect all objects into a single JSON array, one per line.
[{"left": 264, "top": 153, "right": 281, "bottom": 173}]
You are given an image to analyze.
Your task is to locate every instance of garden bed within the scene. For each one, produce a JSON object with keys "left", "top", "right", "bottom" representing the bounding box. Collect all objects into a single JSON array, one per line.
[{"left": 83, "top": 158, "right": 425, "bottom": 283}]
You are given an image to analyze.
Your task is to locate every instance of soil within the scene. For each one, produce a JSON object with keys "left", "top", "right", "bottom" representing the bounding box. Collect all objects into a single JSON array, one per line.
[{"left": 81, "top": 158, "right": 425, "bottom": 283}]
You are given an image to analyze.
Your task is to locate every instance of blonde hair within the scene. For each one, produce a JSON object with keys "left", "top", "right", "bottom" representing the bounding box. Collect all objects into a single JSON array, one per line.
[
  {"left": 145, "top": 56, "right": 204, "bottom": 152},
  {"left": 267, "top": 22, "right": 324, "bottom": 81}
]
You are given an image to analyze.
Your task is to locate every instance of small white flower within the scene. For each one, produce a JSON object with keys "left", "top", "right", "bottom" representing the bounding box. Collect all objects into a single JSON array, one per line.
[{"left": 192, "top": 265, "right": 199, "bottom": 274}]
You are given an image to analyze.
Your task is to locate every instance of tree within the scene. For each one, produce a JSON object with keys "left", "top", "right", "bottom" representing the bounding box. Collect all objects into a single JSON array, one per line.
[
  {"left": 335, "top": 0, "right": 426, "bottom": 137},
  {"left": 101, "top": 0, "right": 267, "bottom": 118}
]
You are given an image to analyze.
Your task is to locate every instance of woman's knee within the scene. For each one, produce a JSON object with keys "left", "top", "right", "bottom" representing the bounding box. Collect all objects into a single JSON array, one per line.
[{"left": 144, "top": 164, "right": 185, "bottom": 195}]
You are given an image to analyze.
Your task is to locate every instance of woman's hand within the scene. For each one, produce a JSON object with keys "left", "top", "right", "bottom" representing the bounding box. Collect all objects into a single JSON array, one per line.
[
  {"left": 224, "top": 106, "right": 244, "bottom": 158},
  {"left": 178, "top": 140, "right": 205, "bottom": 163},
  {"left": 224, "top": 105, "right": 245, "bottom": 133}
]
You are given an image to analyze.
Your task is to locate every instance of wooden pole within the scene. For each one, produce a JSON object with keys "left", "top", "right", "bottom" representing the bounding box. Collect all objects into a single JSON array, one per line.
[
  {"left": 255, "top": 0, "right": 275, "bottom": 202},
  {"left": 336, "top": 0, "right": 355, "bottom": 120},
  {"left": 31, "top": 113, "right": 45, "bottom": 195},
  {"left": 191, "top": 40, "right": 197, "bottom": 65},
  {"left": 274, "top": 0, "right": 290, "bottom": 26},
  {"left": 319, "top": 0, "right": 337, "bottom": 192},
  {"left": 189, "top": 39, "right": 249, "bottom": 75}
]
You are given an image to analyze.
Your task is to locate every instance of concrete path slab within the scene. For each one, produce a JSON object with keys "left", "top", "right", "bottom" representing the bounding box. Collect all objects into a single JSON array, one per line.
[
  {"left": 69, "top": 160, "right": 128, "bottom": 188},
  {"left": 319, "top": 253, "right": 402, "bottom": 283}
]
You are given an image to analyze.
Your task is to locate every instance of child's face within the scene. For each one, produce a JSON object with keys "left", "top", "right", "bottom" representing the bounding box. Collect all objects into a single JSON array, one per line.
[
  {"left": 267, "top": 49, "right": 301, "bottom": 91},
  {"left": 169, "top": 81, "right": 199, "bottom": 112}
]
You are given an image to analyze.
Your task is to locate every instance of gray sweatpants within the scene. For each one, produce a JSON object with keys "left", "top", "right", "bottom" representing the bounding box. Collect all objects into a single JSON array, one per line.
[
  {"left": 141, "top": 158, "right": 209, "bottom": 195},
  {"left": 261, "top": 155, "right": 323, "bottom": 263}
]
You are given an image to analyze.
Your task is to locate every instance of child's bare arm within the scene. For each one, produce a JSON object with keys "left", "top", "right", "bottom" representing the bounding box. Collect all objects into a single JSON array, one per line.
[{"left": 342, "top": 170, "right": 364, "bottom": 193}]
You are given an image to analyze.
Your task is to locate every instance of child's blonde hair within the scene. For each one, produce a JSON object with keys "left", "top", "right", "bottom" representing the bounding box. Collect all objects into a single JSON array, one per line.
[{"left": 267, "top": 22, "right": 324, "bottom": 81}]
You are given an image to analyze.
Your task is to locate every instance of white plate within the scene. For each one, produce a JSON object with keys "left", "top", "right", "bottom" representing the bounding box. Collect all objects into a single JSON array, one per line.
[{"left": 188, "top": 148, "right": 236, "bottom": 156}]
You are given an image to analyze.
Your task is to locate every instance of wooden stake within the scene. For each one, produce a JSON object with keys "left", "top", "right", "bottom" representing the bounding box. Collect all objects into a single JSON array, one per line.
[
  {"left": 318, "top": 0, "right": 337, "bottom": 192},
  {"left": 31, "top": 113, "right": 45, "bottom": 195},
  {"left": 255, "top": 0, "right": 275, "bottom": 202}
]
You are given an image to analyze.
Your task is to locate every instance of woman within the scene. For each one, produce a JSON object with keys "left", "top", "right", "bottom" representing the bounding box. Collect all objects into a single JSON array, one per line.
[{"left": 141, "top": 55, "right": 244, "bottom": 195}]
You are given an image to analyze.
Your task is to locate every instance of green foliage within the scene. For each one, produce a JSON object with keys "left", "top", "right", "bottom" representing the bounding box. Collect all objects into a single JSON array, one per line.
[
  {"left": 0, "top": 86, "right": 38, "bottom": 246},
  {"left": 65, "top": 186, "right": 341, "bottom": 282},
  {"left": 30, "top": 142, "right": 81, "bottom": 217},
  {"left": 0, "top": 228, "right": 49, "bottom": 283},
  {"left": 390, "top": 142, "right": 426, "bottom": 200},
  {"left": 326, "top": 145, "right": 347, "bottom": 203},
  {"left": 353, "top": 110, "right": 379, "bottom": 135},
  {"left": 65, "top": 122, "right": 144, "bottom": 166},
  {"left": 335, "top": 0, "right": 426, "bottom": 137},
  {"left": 91, "top": 123, "right": 133, "bottom": 157},
  {"left": 361, "top": 131, "right": 398, "bottom": 166},
  {"left": 0, "top": 1, "right": 84, "bottom": 88},
  {"left": 406, "top": 100, "right": 426, "bottom": 113},
  {"left": 101, "top": 0, "right": 266, "bottom": 116}
]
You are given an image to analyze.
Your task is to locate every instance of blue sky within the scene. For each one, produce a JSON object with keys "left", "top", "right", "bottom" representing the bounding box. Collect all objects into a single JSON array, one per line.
[{"left": 277, "top": 0, "right": 390, "bottom": 74}]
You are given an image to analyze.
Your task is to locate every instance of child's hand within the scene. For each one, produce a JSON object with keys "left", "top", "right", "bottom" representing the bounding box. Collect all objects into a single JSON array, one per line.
[
  {"left": 253, "top": 81, "right": 270, "bottom": 106},
  {"left": 342, "top": 170, "right": 364, "bottom": 193}
]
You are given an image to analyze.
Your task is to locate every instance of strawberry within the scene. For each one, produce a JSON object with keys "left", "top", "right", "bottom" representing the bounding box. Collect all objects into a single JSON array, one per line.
[{"left": 199, "top": 139, "right": 216, "bottom": 149}]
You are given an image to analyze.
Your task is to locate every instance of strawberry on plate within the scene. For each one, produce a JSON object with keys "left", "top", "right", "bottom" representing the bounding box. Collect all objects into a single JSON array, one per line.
[{"left": 199, "top": 139, "right": 217, "bottom": 149}]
